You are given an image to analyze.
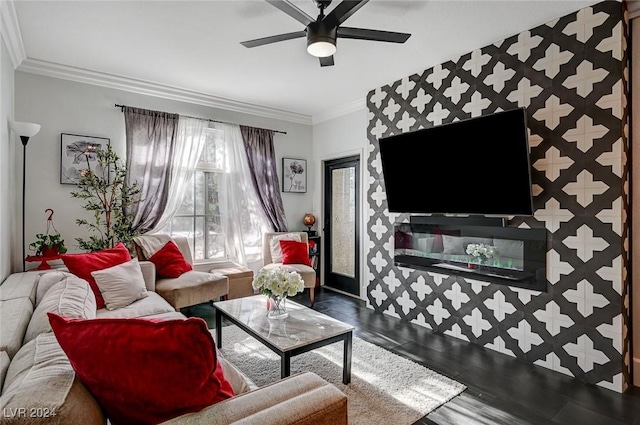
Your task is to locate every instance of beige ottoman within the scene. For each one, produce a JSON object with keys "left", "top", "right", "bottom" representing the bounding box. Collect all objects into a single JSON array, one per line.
[
  {"left": 156, "top": 271, "right": 229, "bottom": 311},
  {"left": 210, "top": 264, "right": 254, "bottom": 300}
]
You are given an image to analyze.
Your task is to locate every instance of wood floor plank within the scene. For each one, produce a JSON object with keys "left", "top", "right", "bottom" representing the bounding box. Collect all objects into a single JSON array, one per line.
[{"left": 185, "top": 287, "right": 640, "bottom": 425}]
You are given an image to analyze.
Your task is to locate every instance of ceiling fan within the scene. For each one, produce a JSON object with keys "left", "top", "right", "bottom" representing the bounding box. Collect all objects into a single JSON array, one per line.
[{"left": 240, "top": 0, "right": 411, "bottom": 67}]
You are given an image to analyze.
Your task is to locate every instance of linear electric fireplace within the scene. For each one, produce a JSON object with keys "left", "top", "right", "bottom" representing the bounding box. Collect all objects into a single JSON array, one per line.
[{"left": 394, "top": 216, "right": 547, "bottom": 291}]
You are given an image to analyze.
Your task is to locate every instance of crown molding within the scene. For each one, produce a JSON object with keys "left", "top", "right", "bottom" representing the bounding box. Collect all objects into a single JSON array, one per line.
[
  {"left": 312, "top": 98, "right": 366, "bottom": 125},
  {"left": 17, "top": 58, "right": 313, "bottom": 125},
  {"left": 0, "top": 0, "right": 26, "bottom": 69}
]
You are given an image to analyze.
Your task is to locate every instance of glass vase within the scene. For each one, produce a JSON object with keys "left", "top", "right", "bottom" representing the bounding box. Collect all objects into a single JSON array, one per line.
[{"left": 267, "top": 295, "right": 288, "bottom": 319}]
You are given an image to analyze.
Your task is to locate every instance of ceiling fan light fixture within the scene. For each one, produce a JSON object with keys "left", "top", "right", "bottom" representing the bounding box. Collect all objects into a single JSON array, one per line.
[
  {"left": 306, "top": 21, "right": 337, "bottom": 57},
  {"left": 307, "top": 40, "right": 336, "bottom": 57}
]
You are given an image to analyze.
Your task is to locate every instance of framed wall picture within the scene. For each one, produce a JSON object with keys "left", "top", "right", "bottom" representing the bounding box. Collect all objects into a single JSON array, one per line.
[
  {"left": 282, "top": 158, "right": 307, "bottom": 193},
  {"left": 60, "top": 133, "right": 110, "bottom": 185}
]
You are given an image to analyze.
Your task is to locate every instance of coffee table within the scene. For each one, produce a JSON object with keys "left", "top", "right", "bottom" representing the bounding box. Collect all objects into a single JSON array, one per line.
[{"left": 213, "top": 294, "right": 354, "bottom": 384}]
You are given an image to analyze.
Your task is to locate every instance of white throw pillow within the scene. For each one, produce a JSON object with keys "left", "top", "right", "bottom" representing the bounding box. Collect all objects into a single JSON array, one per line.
[
  {"left": 91, "top": 258, "right": 149, "bottom": 311},
  {"left": 269, "top": 233, "right": 301, "bottom": 263}
]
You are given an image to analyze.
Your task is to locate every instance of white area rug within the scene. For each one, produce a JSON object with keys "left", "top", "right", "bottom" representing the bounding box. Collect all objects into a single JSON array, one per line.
[{"left": 218, "top": 325, "right": 466, "bottom": 425}]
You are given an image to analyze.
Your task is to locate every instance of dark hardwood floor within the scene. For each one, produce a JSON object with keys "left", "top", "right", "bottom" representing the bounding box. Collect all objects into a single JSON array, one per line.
[{"left": 183, "top": 287, "right": 640, "bottom": 425}]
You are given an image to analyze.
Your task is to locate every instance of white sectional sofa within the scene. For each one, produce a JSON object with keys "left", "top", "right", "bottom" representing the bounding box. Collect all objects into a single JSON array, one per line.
[{"left": 0, "top": 262, "right": 347, "bottom": 425}]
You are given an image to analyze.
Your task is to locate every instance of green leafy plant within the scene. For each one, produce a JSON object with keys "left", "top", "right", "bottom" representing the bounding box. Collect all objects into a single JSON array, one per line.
[
  {"left": 28, "top": 233, "right": 68, "bottom": 257},
  {"left": 70, "top": 144, "right": 142, "bottom": 252}
]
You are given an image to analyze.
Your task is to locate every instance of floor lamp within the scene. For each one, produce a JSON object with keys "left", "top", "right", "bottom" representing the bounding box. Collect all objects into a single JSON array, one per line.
[{"left": 10, "top": 120, "right": 41, "bottom": 272}]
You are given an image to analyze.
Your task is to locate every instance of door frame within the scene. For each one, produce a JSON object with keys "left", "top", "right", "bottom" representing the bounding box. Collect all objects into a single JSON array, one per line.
[{"left": 319, "top": 148, "right": 366, "bottom": 300}]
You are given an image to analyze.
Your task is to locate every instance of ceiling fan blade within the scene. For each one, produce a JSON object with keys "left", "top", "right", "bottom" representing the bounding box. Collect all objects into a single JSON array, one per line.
[
  {"left": 339, "top": 27, "right": 411, "bottom": 43},
  {"left": 240, "top": 31, "right": 306, "bottom": 48},
  {"left": 324, "top": 0, "right": 370, "bottom": 27},
  {"left": 266, "top": 0, "right": 314, "bottom": 26},
  {"left": 319, "top": 55, "right": 335, "bottom": 67}
]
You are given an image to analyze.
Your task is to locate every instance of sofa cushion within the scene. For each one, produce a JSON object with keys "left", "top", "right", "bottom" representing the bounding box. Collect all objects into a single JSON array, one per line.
[
  {"left": 0, "top": 298, "right": 33, "bottom": 359},
  {"left": 149, "top": 240, "right": 193, "bottom": 278},
  {"left": 269, "top": 233, "right": 301, "bottom": 263},
  {"left": 0, "top": 272, "right": 38, "bottom": 303},
  {"left": 280, "top": 239, "right": 312, "bottom": 266},
  {"left": 0, "top": 333, "right": 105, "bottom": 425},
  {"left": 24, "top": 277, "right": 97, "bottom": 344},
  {"left": 160, "top": 371, "right": 347, "bottom": 425},
  {"left": 60, "top": 242, "right": 131, "bottom": 309},
  {"left": 48, "top": 313, "right": 235, "bottom": 425},
  {"left": 95, "top": 291, "right": 174, "bottom": 319},
  {"left": 34, "top": 271, "right": 76, "bottom": 306},
  {"left": 0, "top": 351, "right": 9, "bottom": 392},
  {"left": 144, "top": 311, "right": 189, "bottom": 320},
  {"left": 91, "top": 258, "right": 149, "bottom": 310},
  {"left": 155, "top": 271, "right": 228, "bottom": 310}
]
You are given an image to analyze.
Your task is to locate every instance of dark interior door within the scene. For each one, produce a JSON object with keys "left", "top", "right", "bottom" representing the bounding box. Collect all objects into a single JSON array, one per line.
[{"left": 323, "top": 155, "right": 360, "bottom": 296}]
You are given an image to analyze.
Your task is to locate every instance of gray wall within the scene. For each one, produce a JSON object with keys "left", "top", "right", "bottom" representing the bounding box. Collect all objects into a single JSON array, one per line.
[
  {"left": 1, "top": 38, "right": 15, "bottom": 281},
  {"left": 13, "top": 72, "right": 313, "bottom": 272},
  {"left": 365, "top": 1, "right": 629, "bottom": 392}
]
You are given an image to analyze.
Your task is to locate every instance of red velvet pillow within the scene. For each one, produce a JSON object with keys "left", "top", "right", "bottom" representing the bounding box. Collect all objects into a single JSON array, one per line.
[
  {"left": 48, "top": 313, "right": 234, "bottom": 425},
  {"left": 60, "top": 242, "right": 131, "bottom": 309},
  {"left": 279, "top": 239, "right": 312, "bottom": 266},
  {"left": 148, "top": 241, "right": 193, "bottom": 278}
]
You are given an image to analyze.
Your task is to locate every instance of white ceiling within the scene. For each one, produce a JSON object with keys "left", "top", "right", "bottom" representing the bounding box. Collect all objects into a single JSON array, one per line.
[{"left": 12, "top": 0, "right": 601, "bottom": 122}]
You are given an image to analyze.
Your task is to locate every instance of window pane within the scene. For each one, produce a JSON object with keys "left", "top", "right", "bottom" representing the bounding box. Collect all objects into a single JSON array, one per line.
[
  {"left": 207, "top": 217, "right": 225, "bottom": 259},
  {"left": 195, "top": 216, "right": 205, "bottom": 261},
  {"left": 206, "top": 172, "right": 220, "bottom": 216},
  {"left": 195, "top": 171, "right": 205, "bottom": 215},
  {"left": 201, "top": 129, "right": 225, "bottom": 169},
  {"left": 176, "top": 174, "right": 195, "bottom": 216},
  {"left": 331, "top": 167, "right": 356, "bottom": 278},
  {"left": 170, "top": 216, "right": 195, "bottom": 255}
]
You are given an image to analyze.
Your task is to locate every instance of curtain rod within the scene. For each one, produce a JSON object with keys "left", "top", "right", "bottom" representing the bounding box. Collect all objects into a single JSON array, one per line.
[{"left": 113, "top": 104, "right": 287, "bottom": 135}]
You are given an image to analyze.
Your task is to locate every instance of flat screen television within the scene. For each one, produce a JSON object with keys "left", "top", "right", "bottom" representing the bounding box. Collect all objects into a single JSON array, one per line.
[{"left": 378, "top": 107, "right": 533, "bottom": 216}]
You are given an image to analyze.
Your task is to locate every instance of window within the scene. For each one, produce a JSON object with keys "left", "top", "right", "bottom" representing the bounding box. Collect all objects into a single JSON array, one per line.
[{"left": 160, "top": 129, "right": 225, "bottom": 261}]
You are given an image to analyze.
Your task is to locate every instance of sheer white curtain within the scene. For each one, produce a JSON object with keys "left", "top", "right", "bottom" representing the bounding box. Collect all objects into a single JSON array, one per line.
[
  {"left": 213, "top": 122, "right": 270, "bottom": 267},
  {"left": 153, "top": 117, "right": 208, "bottom": 232}
]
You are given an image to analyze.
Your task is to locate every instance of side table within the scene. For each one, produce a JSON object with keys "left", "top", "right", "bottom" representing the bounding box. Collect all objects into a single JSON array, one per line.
[
  {"left": 25, "top": 255, "right": 61, "bottom": 270},
  {"left": 210, "top": 264, "right": 254, "bottom": 299}
]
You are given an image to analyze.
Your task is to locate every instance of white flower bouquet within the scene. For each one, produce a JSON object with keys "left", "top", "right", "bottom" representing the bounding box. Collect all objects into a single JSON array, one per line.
[
  {"left": 252, "top": 267, "right": 305, "bottom": 299},
  {"left": 466, "top": 243, "right": 499, "bottom": 261}
]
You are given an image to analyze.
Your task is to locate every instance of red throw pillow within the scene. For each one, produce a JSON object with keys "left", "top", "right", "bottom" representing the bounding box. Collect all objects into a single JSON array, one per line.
[
  {"left": 48, "top": 313, "right": 234, "bottom": 425},
  {"left": 279, "top": 239, "right": 312, "bottom": 266},
  {"left": 60, "top": 242, "right": 131, "bottom": 309},
  {"left": 149, "top": 241, "right": 193, "bottom": 278}
]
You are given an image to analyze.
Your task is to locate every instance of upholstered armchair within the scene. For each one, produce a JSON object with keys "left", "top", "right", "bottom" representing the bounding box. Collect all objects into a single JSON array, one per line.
[
  {"left": 133, "top": 235, "right": 229, "bottom": 311},
  {"left": 261, "top": 232, "right": 316, "bottom": 306}
]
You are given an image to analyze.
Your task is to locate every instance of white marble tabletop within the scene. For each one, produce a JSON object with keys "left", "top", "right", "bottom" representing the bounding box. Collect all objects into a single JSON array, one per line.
[{"left": 214, "top": 294, "right": 354, "bottom": 352}]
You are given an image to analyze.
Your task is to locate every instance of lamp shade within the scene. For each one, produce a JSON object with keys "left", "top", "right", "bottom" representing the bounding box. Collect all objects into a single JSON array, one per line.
[{"left": 10, "top": 121, "right": 41, "bottom": 138}]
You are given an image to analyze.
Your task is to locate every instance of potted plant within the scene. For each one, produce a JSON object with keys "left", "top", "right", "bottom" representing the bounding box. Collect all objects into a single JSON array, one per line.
[
  {"left": 28, "top": 233, "right": 68, "bottom": 257},
  {"left": 70, "top": 144, "right": 141, "bottom": 252}
]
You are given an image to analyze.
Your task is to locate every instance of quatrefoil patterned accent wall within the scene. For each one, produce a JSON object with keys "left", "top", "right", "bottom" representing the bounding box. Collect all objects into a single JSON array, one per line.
[{"left": 365, "top": 0, "right": 629, "bottom": 392}]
